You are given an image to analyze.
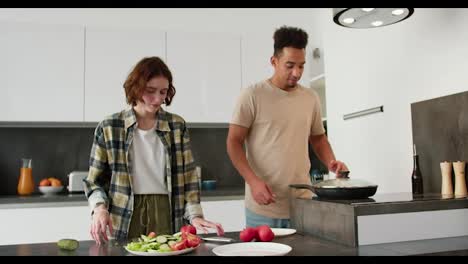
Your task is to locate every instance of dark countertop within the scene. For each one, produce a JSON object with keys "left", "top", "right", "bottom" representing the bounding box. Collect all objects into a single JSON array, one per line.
[
  {"left": 0, "top": 186, "right": 244, "bottom": 209},
  {"left": 1, "top": 232, "right": 467, "bottom": 256},
  {"left": 200, "top": 186, "right": 244, "bottom": 200}
]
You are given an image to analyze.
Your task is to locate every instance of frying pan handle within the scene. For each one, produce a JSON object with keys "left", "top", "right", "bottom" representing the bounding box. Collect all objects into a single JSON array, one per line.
[{"left": 289, "top": 184, "right": 314, "bottom": 190}]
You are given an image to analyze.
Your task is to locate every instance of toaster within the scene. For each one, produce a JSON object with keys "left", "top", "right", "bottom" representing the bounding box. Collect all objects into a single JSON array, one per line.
[{"left": 67, "top": 171, "right": 88, "bottom": 193}]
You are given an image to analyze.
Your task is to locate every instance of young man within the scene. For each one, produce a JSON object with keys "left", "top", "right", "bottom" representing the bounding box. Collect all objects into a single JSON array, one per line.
[
  {"left": 227, "top": 26, "right": 348, "bottom": 228},
  {"left": 84, "top": 57, "right": 224, "bottom": 244}
]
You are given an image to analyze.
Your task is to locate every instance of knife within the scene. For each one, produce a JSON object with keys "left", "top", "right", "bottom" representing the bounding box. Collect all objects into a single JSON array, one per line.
[{"left": 201, "top": 236, "right": 236, "bottom": 243}]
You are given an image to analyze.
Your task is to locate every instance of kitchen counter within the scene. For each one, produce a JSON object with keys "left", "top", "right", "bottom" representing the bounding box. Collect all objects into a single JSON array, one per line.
[
  {"left": 0, "top": 186, "right": 244, "bottom": 209},
  {"left": 291, "top": 192, "right": 468, "bottom": 247},
  {"left": 1, "top": 232, "right": 468, "bottom": 256},
  {"left": 310, "top": 192, "right": 468, "bottom": 215}
]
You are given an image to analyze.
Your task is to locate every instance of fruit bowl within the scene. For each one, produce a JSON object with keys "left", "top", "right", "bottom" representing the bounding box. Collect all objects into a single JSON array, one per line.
[{"left": 39, "top": 186, "right": 64, "bottom": 195}]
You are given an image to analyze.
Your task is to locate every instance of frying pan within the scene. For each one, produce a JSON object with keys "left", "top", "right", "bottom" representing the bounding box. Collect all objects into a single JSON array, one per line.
[{"left": 290, "top": 171, "right": 378, "bottom": 200}]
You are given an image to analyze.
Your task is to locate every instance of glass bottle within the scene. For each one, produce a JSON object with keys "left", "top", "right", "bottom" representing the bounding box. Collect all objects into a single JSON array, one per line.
[
  {"left": 411, "top": 145, "right": 424, "bottom": 195},
  {"left": 18, "top": 158, "right": 34, "bottom": 196}
]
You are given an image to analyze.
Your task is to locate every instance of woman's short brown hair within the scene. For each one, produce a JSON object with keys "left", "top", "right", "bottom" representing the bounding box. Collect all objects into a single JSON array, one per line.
[{"left": 123, "top": 57, "right": 176, "bottom": 106}]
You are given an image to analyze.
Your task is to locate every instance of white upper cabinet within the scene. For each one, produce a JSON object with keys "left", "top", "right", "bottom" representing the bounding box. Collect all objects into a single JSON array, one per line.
[
  {"left": 84, "top": 27, "right": 166, "bottom": 122},
  {"left": 165, "top": 31, "right": 242, "bottom": 123},
  {"left": 241, "top": 32, "right": 274, "bottom": 89},
  {"left": 0, "top": 21, "right": 84, "bottom": 121}
]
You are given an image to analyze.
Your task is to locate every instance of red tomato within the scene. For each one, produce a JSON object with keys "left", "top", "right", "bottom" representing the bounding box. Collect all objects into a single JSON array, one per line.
[
  {"left": 180, "top": 225, "right": 197, "bottom": 235},
  {"left": 170, "top": 240, "right": 187, "bottom": 251},
  {"left": 182, "top": 232, "right": 201, "bottom": 248},
  {"left": 239, "top": 227, "right": 257, "bottom": 242},
  {"left": 256, "top": 225, "right": 275, "bottom": 242}
]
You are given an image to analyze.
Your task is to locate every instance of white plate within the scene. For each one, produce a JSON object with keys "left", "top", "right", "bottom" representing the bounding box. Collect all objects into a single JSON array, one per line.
[
  {"left": 271, "top": 228, "right": 296, "bottom": 237},
  {"left": 212, "top": 242, "right": 292, "bottom": 256},
  {"left": 125, "top": 245, "right": 198, "bottom": 256}
]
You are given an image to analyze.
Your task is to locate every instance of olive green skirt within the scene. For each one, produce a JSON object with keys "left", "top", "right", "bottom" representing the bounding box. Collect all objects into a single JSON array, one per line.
[{"left": 127, "top": 194, "right": 172, "bottom": 239}]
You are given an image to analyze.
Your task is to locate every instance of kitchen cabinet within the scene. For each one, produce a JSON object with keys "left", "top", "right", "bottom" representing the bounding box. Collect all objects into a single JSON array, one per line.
[
  {"left": 84, "top": 27, "right": 166, "bottom": 122},
  {"left": 241, "top": 32, "right": 274, "bottom": 89},
  {"left": 0, "top": 206, "right": 90, "bottom": 245},
  {"left": 165, "top": 31, "right": 242, "bottom": 123},
  {"left": 0, "top": 21, "right": 84, "bottom": 122},
  {"left": 200, "top": 199, "right": 245, "bottom": 233}
]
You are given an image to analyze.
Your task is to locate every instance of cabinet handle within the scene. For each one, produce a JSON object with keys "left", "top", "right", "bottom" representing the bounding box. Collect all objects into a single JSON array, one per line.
[{"left": 343, "top": 106, "right": 384, "bottom": 120}]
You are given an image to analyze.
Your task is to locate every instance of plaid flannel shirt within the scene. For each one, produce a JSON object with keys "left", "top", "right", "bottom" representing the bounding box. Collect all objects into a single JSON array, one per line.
[{"left": 83, "top": 107, "right": 203, "bottom": 240}]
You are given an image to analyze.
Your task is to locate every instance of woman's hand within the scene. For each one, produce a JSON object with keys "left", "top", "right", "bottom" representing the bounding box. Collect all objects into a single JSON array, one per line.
[
  {"left": 90, "top": 205, "right": 113, "bottom": 245},
  {"left": 191, "top": 217, "right": 225, "bottom": 236}
]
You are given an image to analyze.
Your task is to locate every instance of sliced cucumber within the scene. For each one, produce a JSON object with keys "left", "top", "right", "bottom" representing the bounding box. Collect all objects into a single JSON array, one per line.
[
  {"left": 158, "top": 244, "right": 172, "bottom": 252},
  {"left": 168, "top": 241, "right": 176, "bottom": 247},
  {"left": 156, "top": 235, "right": 167, "bottom": 244}
]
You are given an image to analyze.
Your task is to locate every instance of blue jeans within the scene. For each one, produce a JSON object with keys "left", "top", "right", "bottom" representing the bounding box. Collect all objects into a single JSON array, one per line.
[{"left": 245, "top": 208, "right": 290, "bottom": 228}]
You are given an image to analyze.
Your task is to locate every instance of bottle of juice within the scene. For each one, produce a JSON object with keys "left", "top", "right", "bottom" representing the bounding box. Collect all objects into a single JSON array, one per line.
[{"left": 18, "top": 158, "right": 34, "bottom": 195}]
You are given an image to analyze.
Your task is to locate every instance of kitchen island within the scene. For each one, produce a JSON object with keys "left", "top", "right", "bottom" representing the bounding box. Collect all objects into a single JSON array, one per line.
[
  {"left": 291, "top": 192, "right": 468, "bottom": 246},
  {"left": 1, "top": 232, "right": 467, "bottom": 256}
]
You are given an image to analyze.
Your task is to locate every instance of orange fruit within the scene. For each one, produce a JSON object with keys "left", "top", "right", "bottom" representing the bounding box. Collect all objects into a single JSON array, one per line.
[
  {"left": 50, "top": 179, "right": 62, "bottom": 187},
  {"left": 39, "top": 179, "right": 51, "bottom": 186}
]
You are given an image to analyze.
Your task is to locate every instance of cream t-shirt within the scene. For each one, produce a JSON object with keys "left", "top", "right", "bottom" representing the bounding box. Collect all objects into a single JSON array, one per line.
[{"left": 231, "top": 79, "right": 325, "bottom": 218}]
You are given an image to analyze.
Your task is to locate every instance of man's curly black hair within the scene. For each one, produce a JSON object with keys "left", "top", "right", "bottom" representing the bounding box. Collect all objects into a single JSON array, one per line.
[{"left": 273, "top": 26, "right": 308, "bottom": 57}]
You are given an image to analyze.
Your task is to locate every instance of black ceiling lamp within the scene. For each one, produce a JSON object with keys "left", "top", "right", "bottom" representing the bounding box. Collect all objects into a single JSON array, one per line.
[{"left": 333, "top": 8, "right": 414, "bottom": 29}]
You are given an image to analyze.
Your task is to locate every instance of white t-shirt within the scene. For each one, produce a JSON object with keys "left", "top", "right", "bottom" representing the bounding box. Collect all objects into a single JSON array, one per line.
[
  {"left": 130, "top": 124, "right": 167, "bottom": 194},
  {"left": 230, "top": 79, "right": 325, "bottom": 218}
]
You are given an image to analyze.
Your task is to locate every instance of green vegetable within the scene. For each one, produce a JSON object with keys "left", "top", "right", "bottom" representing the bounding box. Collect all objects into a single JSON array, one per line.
[
  {"left": 168, "top": 241, "right": 177, "bottom": 247},
  {"left": 125, "top": 233, "right": 184, "bottom": 253},
  {"left": 156, "top": 235, "right": 167, "bottom": 244},
  {"left": 158, "top": 244, "right": 171, "bottom": 252},
  {"left": 57, "top": 239, "right": 79, "bottom": 251}
]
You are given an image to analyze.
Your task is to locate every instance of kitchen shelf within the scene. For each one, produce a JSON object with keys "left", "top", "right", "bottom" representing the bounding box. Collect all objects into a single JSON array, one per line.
[{"left": 309, "top": 73, "right": 325, "bottom": 84}]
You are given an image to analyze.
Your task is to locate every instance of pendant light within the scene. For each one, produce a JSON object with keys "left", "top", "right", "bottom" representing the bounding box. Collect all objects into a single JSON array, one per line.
[{"left": 333, "top": 8, "right": 414, "bottom": 29}]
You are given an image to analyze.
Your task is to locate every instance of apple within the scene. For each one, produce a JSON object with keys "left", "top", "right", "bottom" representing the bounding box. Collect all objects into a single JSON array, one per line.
[
  {"left": 239, "top": 227, "right": 257, "bottom": 242},
  {"left": 256, "top": 225, "right": 274, "bottom": 242},
  {"left": 180, "top": 224, "right": 197, "bottom": 235}
]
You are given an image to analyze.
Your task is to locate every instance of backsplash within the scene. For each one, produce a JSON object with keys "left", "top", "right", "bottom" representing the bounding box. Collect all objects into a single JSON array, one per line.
[
  {"left": 411, "top": 90, "right": 468, "bottom": 193},
  {"left": 0, "top": 127, "right": 94, "bottom": 195},
  {"left": 0, "top": 126, "right": 245, "bottom": 196},
  {"left": 0, "top": 125, "right": 325, "bottom": 196},
  {"left": 189, "top": 127, "right": 243, "bottom": 188}
]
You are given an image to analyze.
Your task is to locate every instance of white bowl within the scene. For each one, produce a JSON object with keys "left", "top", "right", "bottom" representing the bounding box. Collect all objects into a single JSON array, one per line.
[{"left": 39, "top": 186, "right": 64, "bottom": 195}]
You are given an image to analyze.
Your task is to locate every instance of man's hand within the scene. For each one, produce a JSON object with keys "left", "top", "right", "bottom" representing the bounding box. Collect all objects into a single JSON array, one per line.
[
  {"left": 328, "top": 160, "right": 349, "bottom": 177},
  {"left": 249, "top": 178, "right": 276, "bottom": 205},
  {"left": 191, "top": 217, "right": 225, "bottom": 236}
]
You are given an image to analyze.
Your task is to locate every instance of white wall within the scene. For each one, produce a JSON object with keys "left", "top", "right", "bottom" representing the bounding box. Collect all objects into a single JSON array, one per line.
[
  {"left": 0, "top": 8, "right": 325, "bottom": 81},
  {"left": 321, "top": 8, "right": 468, "bottom": 193}
]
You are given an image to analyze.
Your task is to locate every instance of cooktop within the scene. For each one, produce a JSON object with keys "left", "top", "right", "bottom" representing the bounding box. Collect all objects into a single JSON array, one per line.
[{"left": 311, "top": 192, "right": 467, "bottom": 205}]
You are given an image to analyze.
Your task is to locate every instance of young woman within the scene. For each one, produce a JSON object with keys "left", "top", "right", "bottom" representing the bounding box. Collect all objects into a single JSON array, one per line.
[{"left": 84, "top": 57, "right": 224, "bottom": 244}]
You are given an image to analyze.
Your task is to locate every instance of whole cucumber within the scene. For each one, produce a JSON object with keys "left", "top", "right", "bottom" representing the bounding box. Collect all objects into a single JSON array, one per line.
[{"left": 57, "top": 239, "right": 79, "bottom": 251}]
